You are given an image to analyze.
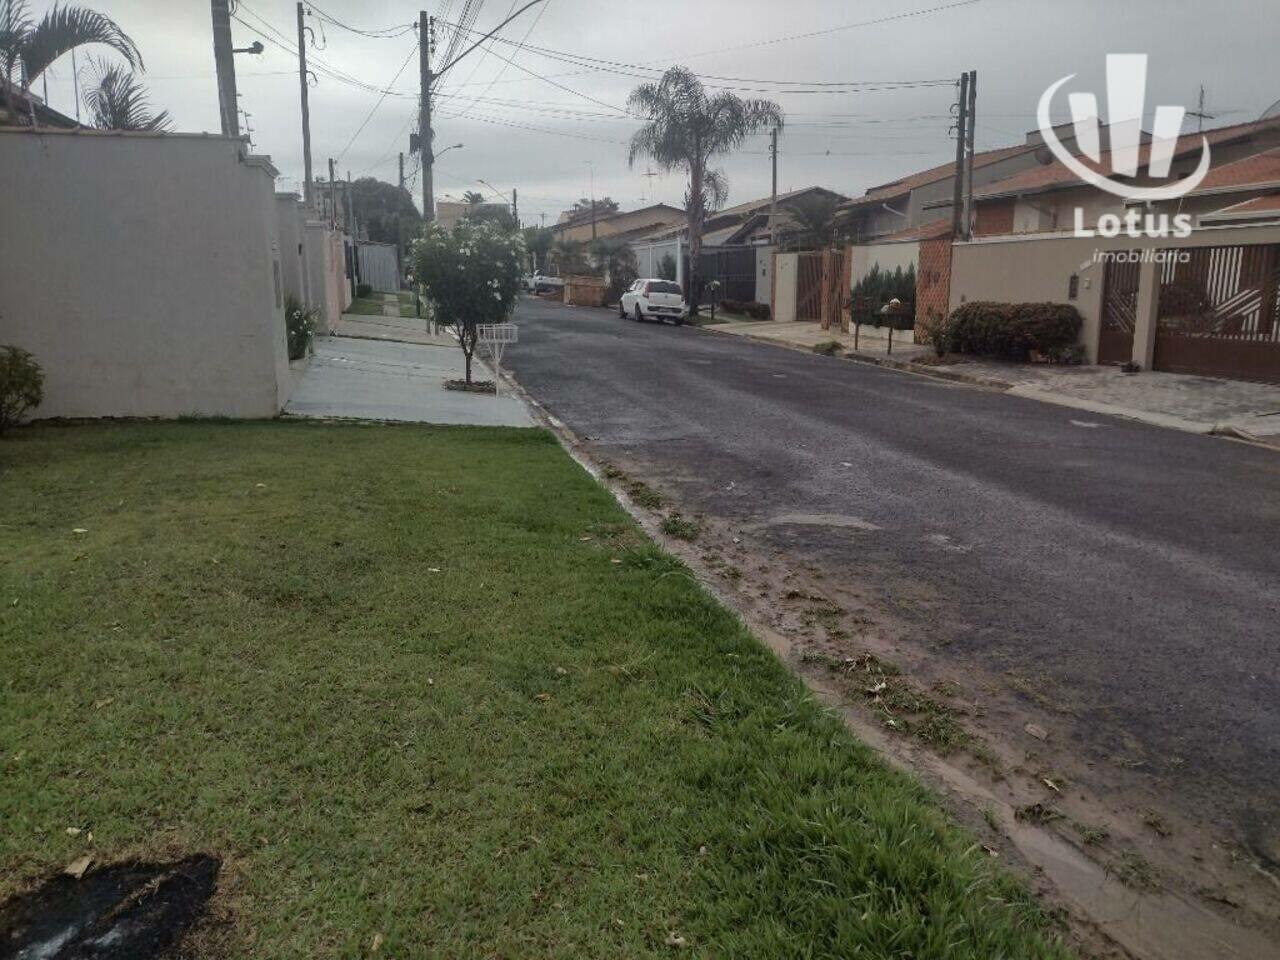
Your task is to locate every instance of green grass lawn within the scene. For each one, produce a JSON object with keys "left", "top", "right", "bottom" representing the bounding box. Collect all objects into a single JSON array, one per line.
[
  {"left": 344, "top": 297, "right": 388, "bottom": 316},
  {"left": 0, "top": 422, "right": 1071, "bottom": 959}
]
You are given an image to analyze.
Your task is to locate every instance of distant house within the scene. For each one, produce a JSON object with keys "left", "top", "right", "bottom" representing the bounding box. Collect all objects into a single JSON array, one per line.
[
  {"left": 549, "top": 203, "right": 684, "bottom": 245},
  {"left": 436, "top": 199, "right": 510, "bottom": 231},
  {"left": 1, "top": 78, "right": 79, "bottom": 128},
  {"left": 951, "top": 116, "right": 1280, "bottom": 237}
]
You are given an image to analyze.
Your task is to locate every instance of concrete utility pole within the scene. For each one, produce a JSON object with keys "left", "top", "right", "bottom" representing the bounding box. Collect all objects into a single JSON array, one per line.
[
  {"left": 769, "top": 126, "right": 779, "bottom": 245},
  {"left": 328, "top": 157, "right": 338, "bottom": 229},
  {"left": 296, "top": 2, "right": 314, "bottom": 207},
  {"left": 950, "top": 71, "right": 969, "bottom": 239},
  {"left": 398, "top": 152, "right": 405, "bottom": 192},
  {"left": 963, "top": 70, "right": 977, "bottom": 240},
  {"left": 512, "top": 187, "right": 518, "bottom": 227},
  {"left": 346, "top": 169, "right": 356, "bottom": 238},
  {"left": 211, "top": 0, "right": 239, "bottom": 137},
  {"left": 419, "top": 10, "right": 434, "bottom": 222}
]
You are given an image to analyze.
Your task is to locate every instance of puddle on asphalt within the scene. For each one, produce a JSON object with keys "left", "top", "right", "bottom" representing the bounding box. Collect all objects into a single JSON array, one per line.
[
  {"left": 770, "top": 513, "right": 883, "bottom": 531},
  {"left": 1, "top": 855, "right": 219, "bottom": 960}
]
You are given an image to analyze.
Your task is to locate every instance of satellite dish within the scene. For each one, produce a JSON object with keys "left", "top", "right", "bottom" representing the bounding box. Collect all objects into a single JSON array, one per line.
[{"left": 1262, "top": 99, "right": 1280, "bottom": 120}]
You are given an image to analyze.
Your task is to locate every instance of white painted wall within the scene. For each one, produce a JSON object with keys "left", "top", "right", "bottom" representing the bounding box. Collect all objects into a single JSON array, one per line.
[
  {"left": 755, "top": 245, "right": 774, "bottom": 304},
  {"left": 772, "top": 252, "right": 798, "bottom": 323},
  {"left": 850, "top": 241, "right": 919, "bottom": 290},
  {"left": 275, "top": 193, "right": 310, "bottom": 308},
  {"left": 0, "top": 129, "right": 292, "bottom": 419}
]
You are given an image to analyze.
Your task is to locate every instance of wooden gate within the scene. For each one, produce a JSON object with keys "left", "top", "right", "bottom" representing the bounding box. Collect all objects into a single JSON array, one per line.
[
  {"left": 1098, "top": 255, "right": 1139, "bottom": 365},
  {"left": 795, "top": 252, "right": 824, "bottom": 321},
  {"left": 819, "top": 247, "right": 851, "bottom": 332},
  {"left": 1154, "top": 244, "right": 1280, "bottom": 384}
]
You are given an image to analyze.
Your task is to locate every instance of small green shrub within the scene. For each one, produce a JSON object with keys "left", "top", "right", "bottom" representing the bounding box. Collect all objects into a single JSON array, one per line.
[
  {"left": 919, "top": 309, "right": 949, "bottom": 357},
  {"left": 944, "top": 301, "right": 1081, "bottom": 360},
  {"left": 718, "top": 299, "right": 771, "bottom": 320},
  {"left": 356, "top": 282, "right": 374, "bottom": 299},
  {"left": 0, "top": 344, "right": 44, "bottom": 434},
  {"left": 812, "top": 340, "right": 843, "bottom": 356},
  {"left": 284, "top": 294, "right": 319, "bottom": 361},
  {"left": 660, "top": 513, "right": 700, "bottom": 541}
]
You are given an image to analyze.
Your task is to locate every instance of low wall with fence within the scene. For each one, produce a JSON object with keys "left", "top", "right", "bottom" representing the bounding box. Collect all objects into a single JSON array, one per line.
[{"left": 949, "top": 224, "right": 1280, "bottom": 381}]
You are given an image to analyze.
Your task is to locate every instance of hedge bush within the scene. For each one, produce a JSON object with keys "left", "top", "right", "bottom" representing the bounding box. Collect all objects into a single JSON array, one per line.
[
  {"left": 719, "top": 299, "right": 771, "bottom": 320},
  {"left": 356, "top": 282, "right": 374, "bottom": 299},
  {"left": 0, "top": 344, "right": 44, "bottom": 435},
  {"left": 944, "top": 302, "right": 1081, "bottom": 360}
]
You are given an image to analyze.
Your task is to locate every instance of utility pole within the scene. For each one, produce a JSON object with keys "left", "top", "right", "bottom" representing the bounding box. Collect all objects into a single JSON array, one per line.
[
  {"left": 328, "top": 157, "right": 337, "bottom": 229},
  {"left": 296, "top": 2, "right": 314, "bottom": 207},
  {"left": 398, "top": 152, "right": 405, "bottom": 192},
  {"left": 950, "top": 72, "right": 969, "bottom": 239},
  {"left": 211, "top": 0, "right": 240, "bottom": 137},
  {"left": 512, "top": 187, "right": 518, "bottom": 228},
  {"left": 346, "top": 170, "right": 356, "bottom": 239},
  {"left": 584, "top": 160, "right": 597, "bottom": 240},
  {"left": 419, "top": 10, "right": 434, "bottom": 222},
  {"left": 963, "top": 70, "right": 977, "bottom": 240},
  {"left": 769, "top": 126, "right": 779, "bottom": 245}
]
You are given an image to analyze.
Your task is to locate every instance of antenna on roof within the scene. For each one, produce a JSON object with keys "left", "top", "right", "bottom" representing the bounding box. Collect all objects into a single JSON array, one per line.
[{"left": 1188, "top": 85, "right": 1244, "bottom": 131}]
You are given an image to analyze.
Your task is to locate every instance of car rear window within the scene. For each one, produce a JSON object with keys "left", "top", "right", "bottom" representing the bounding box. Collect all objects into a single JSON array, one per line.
[{"left": 647, "top": 281, "right": 682, "bottom": 295}]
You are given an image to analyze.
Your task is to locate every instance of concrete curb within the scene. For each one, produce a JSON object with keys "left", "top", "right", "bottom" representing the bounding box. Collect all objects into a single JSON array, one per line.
[{"left": 702, "top": 325, "right": 1280, "bottom": 450}]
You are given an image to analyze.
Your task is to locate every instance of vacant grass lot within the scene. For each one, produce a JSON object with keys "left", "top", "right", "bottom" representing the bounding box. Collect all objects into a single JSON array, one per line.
[{"left": 0, "top": 423, "right": 1070, "bottom": 959}]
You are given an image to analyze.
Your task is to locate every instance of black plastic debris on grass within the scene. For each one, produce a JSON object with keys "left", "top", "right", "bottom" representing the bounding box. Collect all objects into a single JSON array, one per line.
[{"left": 0, "top": 854, "right": 219, "bottom": 960}]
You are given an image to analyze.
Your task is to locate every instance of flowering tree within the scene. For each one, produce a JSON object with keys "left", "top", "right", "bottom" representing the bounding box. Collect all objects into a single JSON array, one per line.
[{"left": 412, "top": 219, "right": 525, "bottom": 385}]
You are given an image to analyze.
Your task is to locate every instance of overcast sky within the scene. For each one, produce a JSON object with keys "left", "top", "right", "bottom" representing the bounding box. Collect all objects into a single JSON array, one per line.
[{"left": 34, "top": 0, "right": 1280, "bottom": 225}]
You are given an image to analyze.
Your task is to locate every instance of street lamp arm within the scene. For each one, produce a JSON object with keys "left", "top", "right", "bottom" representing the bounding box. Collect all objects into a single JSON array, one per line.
[{"left": 434, "top": 0, "right": 546, "bottom": 78}]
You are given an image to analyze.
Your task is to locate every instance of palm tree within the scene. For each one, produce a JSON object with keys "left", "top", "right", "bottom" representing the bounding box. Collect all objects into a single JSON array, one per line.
[
  {"left": 462, "top": 189, "right": 486, "bottom": 208},
  {"left": 628, "top": 66, "right": 782, "bottom": 309},
  {"left": 82, "top": 57, "right": 169, "bottom": 130},
  {"left": 787, "top": 193, "right": 842, "bottom": 249},
  {"left": 1, "top": 0, "right": 141, "bottom": 125}
]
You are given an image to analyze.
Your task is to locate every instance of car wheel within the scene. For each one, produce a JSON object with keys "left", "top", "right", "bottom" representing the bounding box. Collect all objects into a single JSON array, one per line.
[
  {"left": 619, "top": 301, "right": 626, "bottom": 318},
  {"left": 634, "top": 305, "right": 644, "bottom": 323},
  {"left": 673, "top": 315, "right": 686, "bottom": 327}
]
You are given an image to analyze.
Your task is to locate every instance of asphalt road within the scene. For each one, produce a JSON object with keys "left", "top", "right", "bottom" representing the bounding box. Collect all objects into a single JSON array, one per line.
[{"left": 506, "top": 296, "right": 1280, "bottom": 857}]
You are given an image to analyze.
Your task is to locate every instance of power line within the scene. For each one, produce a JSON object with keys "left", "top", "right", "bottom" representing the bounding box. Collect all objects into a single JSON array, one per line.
[
  {"left": 452, "top": 0, "right": 552, "bottom": 121},
  {"left": 304, "top": 2, "right": 415, "bottom": 38},
  {"left": 335, "top": 39, "right": 418, "bottom": 162}
]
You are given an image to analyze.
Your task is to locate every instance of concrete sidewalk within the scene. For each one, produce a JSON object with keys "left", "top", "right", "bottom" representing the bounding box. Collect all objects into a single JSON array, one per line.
[
  {"left": 331, "top": 311, "right": 451, "bottom": 346},
  {"left": 708, "top": 319, "right": 1280, "bottom": 446},
  {"left": 285, "top": 336, "right": 533, "bottom": 426}
]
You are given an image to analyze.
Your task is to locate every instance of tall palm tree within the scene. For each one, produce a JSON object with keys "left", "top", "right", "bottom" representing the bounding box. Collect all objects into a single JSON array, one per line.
[
  {"left": 462, "top": 189, "right": 486, "bottom": 207},
  {"left": 628, "top": 66, "right": 782, "bottom": 309},
  {"left": 1, "top": 0, "right": 141, "bottom": 125},
  {"left": 787, "top": 193, "right": 842, "bottom": 249},
  {"left": 82, "top": 57, "right": 169, "bottom": 130}
]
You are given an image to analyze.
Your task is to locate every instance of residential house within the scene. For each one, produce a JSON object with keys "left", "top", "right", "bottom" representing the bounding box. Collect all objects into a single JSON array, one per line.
[
  {"left": 955, "top": 116, "right": 1280, "bottom": 237},
  {"left": 549, "top": 203, "right": 684, "bottom": 245},
  {"left": 436, "top": 199, "right": 511, "bottom": 231}
]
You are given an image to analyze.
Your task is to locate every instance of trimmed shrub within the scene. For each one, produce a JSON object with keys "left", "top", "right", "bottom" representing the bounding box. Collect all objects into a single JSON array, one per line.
[
  {"left": 0, "top": 344, "right": 44, "bottom": 434},
  {"left": 356, "top": 282, "right": 374, "bottom": 299},
  {"left": 718, "top": 299, "right": 771, "bottom": 320},
  {"left": 284, "top": 294, "right": 319, "bottom": 361},
  {"left": 944, "top": 301, "right": 1081, "bottom": 360}
]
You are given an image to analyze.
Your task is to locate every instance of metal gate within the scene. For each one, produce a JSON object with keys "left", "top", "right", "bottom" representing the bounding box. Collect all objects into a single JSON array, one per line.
[
  {"left": 1155, "top": 244, "right": 1280, "bottom": 384},
  {"left": 1099, "top": 255, "right": 1139, "bottom": 365},
  {"left": 699, "top": 247, "right": 757, "bottom": 304},
  {"left": 795, "top": 252, "right": 824, "bottom": 321}
]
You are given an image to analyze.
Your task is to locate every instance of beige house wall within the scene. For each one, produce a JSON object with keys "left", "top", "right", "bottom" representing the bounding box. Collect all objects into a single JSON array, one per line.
[
  {"left": 949, "top": 222, "right": 1280, "bottom": 364},
  {"left": 772, "top": 253, "right": 799, "bottom": 323},
  {"left": 275, "top": 194, "right": 310, "bottom": 308},
  {"left": 0, "top": 129, "right": 293, "bottom": 419}
]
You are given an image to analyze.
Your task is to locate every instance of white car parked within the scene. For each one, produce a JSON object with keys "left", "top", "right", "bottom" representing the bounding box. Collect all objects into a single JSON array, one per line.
[{"left": 619, "top": 279, "right": 689, "bottom": 325}]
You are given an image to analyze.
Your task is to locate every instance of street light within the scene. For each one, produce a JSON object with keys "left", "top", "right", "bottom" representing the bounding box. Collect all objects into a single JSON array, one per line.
[
  {"left": 435, "top": 143, "right": 464, "bottom": 161},
  {"left": 478, "top": 178, "right": 519, "bottom": 227}
]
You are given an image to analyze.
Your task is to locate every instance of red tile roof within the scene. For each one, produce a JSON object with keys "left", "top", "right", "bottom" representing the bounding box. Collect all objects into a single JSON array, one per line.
[
  {"left": 1202, "top": 193, "right": 1280, "bottom": 218},
  {"left": 1190, "top": 147, "right": 1280, "bottom": 192},
  {"left": 869, "top": 217, "right": 954, "bottom": 243},
  {"left": 839, "top": 143, "right": 1039, "bottom": 211},
  {"left": 970, "top": 116, "right": 1280, "bottom": 202}
]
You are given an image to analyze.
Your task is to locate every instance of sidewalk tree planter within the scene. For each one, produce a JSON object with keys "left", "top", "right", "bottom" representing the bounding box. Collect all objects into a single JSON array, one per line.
[{"left": 412, "top": 219, "right": 525, "bottom": 386}]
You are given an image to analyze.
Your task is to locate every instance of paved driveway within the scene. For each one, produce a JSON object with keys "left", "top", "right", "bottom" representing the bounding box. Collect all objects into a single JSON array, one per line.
[{"left": 506, "top": 296, "right": 1280, "bottom": 865}]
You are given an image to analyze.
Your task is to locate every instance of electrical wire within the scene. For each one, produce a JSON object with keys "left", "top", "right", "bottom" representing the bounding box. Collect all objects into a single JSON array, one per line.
[{"left": 335, "top": 40, "right": 418, "bottom": 162}]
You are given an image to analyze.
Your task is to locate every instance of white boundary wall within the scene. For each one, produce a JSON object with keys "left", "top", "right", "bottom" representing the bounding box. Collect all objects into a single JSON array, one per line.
[
  {"left": 0, "top": 129, "right": 292, "bottom": 419},
  {"left": 630, "top": 237, "right": 685, "bottom": 288}
]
